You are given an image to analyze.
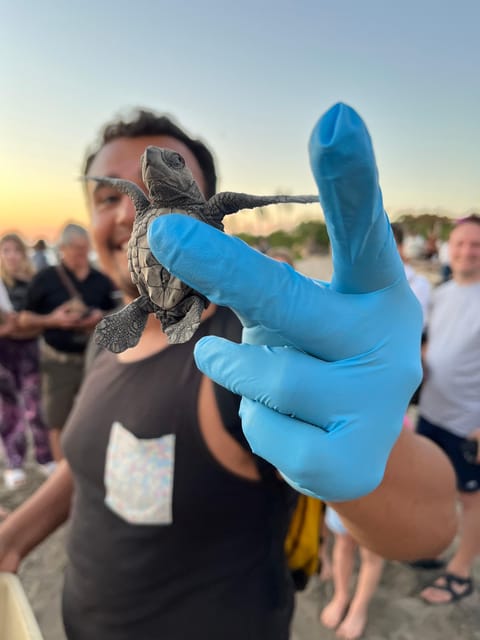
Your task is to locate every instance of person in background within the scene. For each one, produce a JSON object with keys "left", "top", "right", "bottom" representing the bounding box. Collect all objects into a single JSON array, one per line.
[
  {"left": 0, "top": 278, "right": 16, "bottom": 515},
  {"left": 0, "top": 104, "right": 458, "bottom": 640},
  {"left": 18, "top": 224, "right": 117, "bottom": 460},
  {"left": 392, "top": 221, "right": 432, "bottom": 411},
  {"left": 320, "top": 508, "right": 384, "bottom": 639},
  {"left": 392, "top": 223, "right": 431, "bottom": 326},
  {"left": 417, "top": 215, "right": 480, "bottom": 604},
  {"left": 438, "top": 238, "right": 452, "bottom": 283},
  {"left": 265, "top": 247, "right": 295, "bottom": 265},
  {"left": 0, "top": 233, "right": 54, "bottom": 489},
  {"left": 31, "top": 239, "right": 50, "bottom": 272},
  {"left": 423, "top": 231, "right": 438, "bottom": 261},
  {"left": 0, "top": 278, "right": 13, "bottom": 314}
]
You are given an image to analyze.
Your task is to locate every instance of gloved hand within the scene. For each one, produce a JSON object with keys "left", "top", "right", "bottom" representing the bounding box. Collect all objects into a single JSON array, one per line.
[{"left": 148, "top": 103, "right": 423, "bottom": 502}]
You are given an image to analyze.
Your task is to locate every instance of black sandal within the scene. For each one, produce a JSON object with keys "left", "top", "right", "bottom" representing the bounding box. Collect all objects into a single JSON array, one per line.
[{"left": 421, "top": 572, "right": 474, "bottom": 604}]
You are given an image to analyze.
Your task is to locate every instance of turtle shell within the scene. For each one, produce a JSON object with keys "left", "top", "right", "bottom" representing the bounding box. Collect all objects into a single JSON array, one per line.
[{"left": 128, "top": 206, "right": 201, "bottom": 311}]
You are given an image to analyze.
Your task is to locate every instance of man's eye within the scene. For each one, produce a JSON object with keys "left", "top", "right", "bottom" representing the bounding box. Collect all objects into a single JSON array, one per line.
[{"left": 97, "top": 193, "right": 121, "bottom": 207}]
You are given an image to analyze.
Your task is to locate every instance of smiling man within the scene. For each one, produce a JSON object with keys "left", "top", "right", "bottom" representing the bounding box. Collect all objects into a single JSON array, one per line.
[{"left": 417, "top": 215, "right": 480, "bottom": 604}]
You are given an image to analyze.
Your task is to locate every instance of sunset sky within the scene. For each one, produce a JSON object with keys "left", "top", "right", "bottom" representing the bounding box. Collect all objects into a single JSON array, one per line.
[{"left": 1, "top": 0, "right": 479, "bottom": 244}]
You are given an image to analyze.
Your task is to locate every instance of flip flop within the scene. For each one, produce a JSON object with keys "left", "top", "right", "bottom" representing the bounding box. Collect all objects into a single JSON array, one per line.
[{"left": 421, "top": 572, "right": 474, "bottom": 604}]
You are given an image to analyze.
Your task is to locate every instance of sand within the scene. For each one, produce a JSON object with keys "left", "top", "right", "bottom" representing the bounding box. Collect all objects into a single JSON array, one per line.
[{"left": 1, "top": 256, "right": 479, "bottom": 639}]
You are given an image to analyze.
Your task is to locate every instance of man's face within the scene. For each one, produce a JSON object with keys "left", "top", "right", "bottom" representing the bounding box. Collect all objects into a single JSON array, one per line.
[
  {"left": 448, "top": 222, "right": 480, "bottom": 283},
  {"left": 60, "top": 236, "right": 90, "bottom": 271},
  {"left": 85, "top": 135, "right": 207, "bottom": 297}
]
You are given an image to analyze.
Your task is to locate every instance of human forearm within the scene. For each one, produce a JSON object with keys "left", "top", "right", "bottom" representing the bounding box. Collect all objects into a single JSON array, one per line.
[
  {"left": 331, "top": 429, "right": 457, "bottom": 560},
  {"left": 19, "top": 305, "right": 81, "bottom": 331},
  {"left": 18, "top": 310, "right": 52, "bottom": 331},
  {"left": 9, "top": 324, "right": 43, "bottom": 339},
  {"left": 0, "top": 460, "right": 73, "bottom": 567}
]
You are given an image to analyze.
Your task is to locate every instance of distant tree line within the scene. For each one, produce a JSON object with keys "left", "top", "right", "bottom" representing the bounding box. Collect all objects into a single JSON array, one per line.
[
  {"left": 235, "top": 220, "right": 330, "bottom": 257},
  {"left": 396, "top": 213, "right": 456, "bottom": 242},
  {"left": 234, "top": 213, "right": 461, "bottom": 256}
]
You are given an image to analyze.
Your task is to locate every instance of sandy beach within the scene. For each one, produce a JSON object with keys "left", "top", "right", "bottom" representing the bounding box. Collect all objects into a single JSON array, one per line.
[{"left": 1, "top": 256, "right": 479, "bottom": 639}]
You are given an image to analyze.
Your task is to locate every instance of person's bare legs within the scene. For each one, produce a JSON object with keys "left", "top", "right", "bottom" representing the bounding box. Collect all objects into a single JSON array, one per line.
[
  {"left": 421, "top": 490, "right": 480, "bottom": 603},
  {"left": 320, "top": 532, "right": 356, "bottom": 629},
  {"left": 48, "top": 428, "right": 64, "bottom": 462},
  {"left": 336, "top": 547, "right": 384, "bottom": 639},
  {"left": 319, "top": 521, "right": 333, "bottom": 581}
]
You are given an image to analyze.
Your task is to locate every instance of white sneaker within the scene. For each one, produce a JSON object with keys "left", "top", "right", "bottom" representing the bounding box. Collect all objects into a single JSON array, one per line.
[
  {"left": 38, "top": 461, "right": 57, "bottom": 477},
  {"left": 4, "top": 468, "right": 27, "bottom": 490}
]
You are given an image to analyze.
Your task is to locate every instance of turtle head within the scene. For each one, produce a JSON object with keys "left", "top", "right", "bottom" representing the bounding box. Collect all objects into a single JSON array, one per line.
[{"left": 141, "top": 146, "right": 206, "bottom": 208}]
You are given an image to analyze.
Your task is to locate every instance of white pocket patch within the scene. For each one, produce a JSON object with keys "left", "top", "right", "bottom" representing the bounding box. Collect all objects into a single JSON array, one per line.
[{"left": 104, "top": 421, "right": 175, "bottom": 525}]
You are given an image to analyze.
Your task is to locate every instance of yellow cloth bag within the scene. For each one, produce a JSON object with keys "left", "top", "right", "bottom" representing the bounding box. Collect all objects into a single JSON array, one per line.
[{"left": 284, "top": 496, "right": 324, "bottom": 590}]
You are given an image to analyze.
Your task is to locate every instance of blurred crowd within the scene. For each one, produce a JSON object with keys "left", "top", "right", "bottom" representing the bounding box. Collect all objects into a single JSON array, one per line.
[{"left": 0, "top": 225, "right": 117, "bottom": 476}]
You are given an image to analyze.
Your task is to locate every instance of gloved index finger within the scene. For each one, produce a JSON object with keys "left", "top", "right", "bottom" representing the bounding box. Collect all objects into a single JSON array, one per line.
[{"left": 309, "top": 103, "right": 404, "bottom": 294}]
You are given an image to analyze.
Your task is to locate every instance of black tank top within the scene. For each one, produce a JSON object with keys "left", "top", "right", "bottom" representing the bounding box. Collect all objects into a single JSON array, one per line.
[{"left": 62, "top": 307, "right": 293, "bottom": 640}]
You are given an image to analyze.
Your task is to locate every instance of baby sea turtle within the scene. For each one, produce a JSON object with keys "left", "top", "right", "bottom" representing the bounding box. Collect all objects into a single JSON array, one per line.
[{"left": 87, "top": 146, "right": 318, "bottom": 352}]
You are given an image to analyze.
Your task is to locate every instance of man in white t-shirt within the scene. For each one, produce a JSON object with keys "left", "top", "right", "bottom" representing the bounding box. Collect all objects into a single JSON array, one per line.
[{"left": 417, "top": 215, "right": 480, "bottom": 604}]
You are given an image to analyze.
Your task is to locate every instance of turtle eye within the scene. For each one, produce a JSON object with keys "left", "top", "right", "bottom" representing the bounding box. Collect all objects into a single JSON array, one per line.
[{"left": 164, "top": 152, "right": 185, "bottom": 170}]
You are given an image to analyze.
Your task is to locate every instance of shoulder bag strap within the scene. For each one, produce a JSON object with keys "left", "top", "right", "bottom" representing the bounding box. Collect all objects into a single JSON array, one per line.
[{"left": 56, "top": 264, "right": 84, "bottom": 300}]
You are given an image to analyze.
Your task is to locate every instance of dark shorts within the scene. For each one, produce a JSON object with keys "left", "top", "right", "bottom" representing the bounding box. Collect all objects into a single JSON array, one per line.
[
  {"left": 417, "top": 416, "right": 480, "bottom": 493},
  {"left": 40, "top": 343, "right": 85, "bottom": 429}
]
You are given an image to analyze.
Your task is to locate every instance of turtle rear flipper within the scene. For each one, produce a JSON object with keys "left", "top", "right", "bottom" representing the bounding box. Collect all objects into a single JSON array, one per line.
[
  {"left": 161, "top": 296, "right": 206, "bottom": 344},
  {"left": 95, "top": 297, "right": 150, "bottom": 353}
]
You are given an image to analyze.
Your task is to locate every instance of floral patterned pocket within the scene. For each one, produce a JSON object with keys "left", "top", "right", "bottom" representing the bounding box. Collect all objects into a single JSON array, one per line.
[{"left": 104, "top": 421, "right": 175, "bottom": 525}]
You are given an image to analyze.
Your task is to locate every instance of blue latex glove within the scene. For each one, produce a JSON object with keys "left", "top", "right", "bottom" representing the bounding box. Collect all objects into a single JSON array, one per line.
[{"left": 148, "top": 103, "right": 423, "bottom": 502}]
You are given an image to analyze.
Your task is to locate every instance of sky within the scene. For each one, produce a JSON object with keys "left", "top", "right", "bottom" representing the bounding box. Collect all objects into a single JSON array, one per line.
[{"left": 1, "top": 0, "right": 479, "bottom": 243}]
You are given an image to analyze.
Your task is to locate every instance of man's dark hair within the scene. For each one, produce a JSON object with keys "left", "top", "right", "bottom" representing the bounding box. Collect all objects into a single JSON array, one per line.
[
  {"left": 83, "top": 109, "right": 217, "bottom": 198},
  {"left": 391, "top": 223, "right": 404, "bottom": 245},
  {"left": 454, "top": 213, "right": 480, "bottom": 228}
]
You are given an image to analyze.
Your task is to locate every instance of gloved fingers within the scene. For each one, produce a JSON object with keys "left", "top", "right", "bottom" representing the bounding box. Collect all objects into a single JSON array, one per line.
[
  {"left": 309, "top": 103, "right": 404, "bottom": 294},
  {"left": 194, "top": 337, "right": 343, "bottom": 423},
  {"left": 240, "top": 398, "right": 389, "bottom": 502},
  {"left": 239, "top": 397, "right": 329, "bottom": 473},
  {"left": 193, "top": 336, "right": 380, "bottom": 424},
  {"left": 148, "top": 216, "right": 368, "bottom": 358}
]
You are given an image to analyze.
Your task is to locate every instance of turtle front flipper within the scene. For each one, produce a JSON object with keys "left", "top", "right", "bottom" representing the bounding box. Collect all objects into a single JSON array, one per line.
[
  {"left": 84, "top": 176, "right": 150, "bottom": 215},
  {"left": 94, "top": 296, "right": 152, "bottom": 353},
  {"left": 205, "top": 192, "right": 319, "bottom": 227}
]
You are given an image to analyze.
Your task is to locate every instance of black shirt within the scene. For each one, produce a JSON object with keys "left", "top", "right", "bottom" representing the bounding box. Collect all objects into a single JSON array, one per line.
[
  {"left": 25, "top": 264, "right": 117, "bottom": 353},
  {"left": 3, "top": 278, "right": 30, "bottom": 312},
  {"left": 62, "top": 308, "right": 293, "bottom": 640}
]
